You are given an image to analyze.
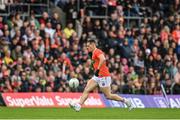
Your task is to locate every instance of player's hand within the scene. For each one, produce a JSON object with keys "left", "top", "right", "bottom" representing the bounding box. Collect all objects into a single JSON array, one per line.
[
  {"left": 88, "top": 52, "right": 92, "bottom": 58},
  {"left": 95, "top": 69, "right": 99, "bottom": 77}
]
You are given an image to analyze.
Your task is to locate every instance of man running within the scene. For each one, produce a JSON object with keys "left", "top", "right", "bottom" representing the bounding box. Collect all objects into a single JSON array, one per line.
[{"left": 69, "top": 39, "right": 133, "bottom": 111}]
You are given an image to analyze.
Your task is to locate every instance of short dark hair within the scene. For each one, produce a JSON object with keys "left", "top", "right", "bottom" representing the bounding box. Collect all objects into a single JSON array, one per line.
[{"left": 87, "top": 39, "right": 96, "bottom": 44}]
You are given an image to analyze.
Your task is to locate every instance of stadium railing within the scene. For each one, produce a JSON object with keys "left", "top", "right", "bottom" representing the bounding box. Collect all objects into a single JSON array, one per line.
[
  {"left": 0, "top": 1, "right": 50, "bottom": 18},
  {"left": 83, "top": 3, "right": 152, "bottom": 28}
]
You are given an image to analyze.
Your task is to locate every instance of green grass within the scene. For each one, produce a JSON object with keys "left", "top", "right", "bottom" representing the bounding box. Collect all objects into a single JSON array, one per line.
[{"left": 0, "top": 107, "right": 179, "bottom": 119}]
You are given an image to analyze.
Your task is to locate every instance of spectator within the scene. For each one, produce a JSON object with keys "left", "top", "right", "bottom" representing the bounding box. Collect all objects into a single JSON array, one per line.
[
  {"left": 39, "top": 12, "right": 49, "bottom": 24},
  {"left": 51, "top": 12, "right": 61, "bottom": 29},
  {"left": 45, "top": 20, "right": 55, "bottom": 42},
  {"left": 173, "top": 62, "right": 180, "bottom": 94},
  {"left": 3, "top": 50, "right": 13, "bottom": 65},
  {"left": 0, "top": 16, "right": 4, "bottom": 30},
  {"left": 29, "top": 12, "right": 40, "bottom": 29},
  {"left": 11, "top": 45, "right": 22, "bottom": 60},
  {"left": 172, "top": 24, "right": 180, "bottom": 44},
  {"left": 0, "top": 1, "right": 179, "bottom": 95},
  {"left": 121, "top": 38, "right": 133, "bottom": 59},
  {"left": 15, "top": 12, "right": 23, "bottom": 28},
  {"left": 63, "top": 22, "right": 75, "bottom": 39}
]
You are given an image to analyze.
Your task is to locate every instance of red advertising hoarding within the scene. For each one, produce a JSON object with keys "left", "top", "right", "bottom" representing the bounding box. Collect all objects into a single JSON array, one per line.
[{"left": 2, "top": 93, "right": 105, "bottom": 108}]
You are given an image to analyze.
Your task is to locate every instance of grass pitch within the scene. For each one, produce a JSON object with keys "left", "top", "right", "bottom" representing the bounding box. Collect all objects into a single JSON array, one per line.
[{"left": 0, "top": 107, "right": 179, "bottom": 119}]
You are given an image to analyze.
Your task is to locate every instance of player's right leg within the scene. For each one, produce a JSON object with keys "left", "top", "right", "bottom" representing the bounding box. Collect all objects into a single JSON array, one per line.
[{"left": 69, "top": 79, "right": 98, "bottom": 111}]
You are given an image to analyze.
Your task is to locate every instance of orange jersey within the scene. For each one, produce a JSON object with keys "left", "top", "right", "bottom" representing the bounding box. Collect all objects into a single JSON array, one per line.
[{"left": 92, "top": 48, "right": 110, "bottom": 77}]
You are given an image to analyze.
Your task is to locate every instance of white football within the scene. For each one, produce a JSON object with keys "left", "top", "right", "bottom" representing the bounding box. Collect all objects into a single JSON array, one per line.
[{"left": 69, "top": 78, "right": 79, "bottom": 88}]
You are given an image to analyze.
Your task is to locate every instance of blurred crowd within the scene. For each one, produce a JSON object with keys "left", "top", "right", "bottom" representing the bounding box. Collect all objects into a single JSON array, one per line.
[{"left": 0, "top": 0, "right": 180, "bottom": 94}]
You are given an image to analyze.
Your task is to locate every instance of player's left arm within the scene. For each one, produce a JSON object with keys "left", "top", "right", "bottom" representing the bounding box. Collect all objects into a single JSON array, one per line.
[
  {"left": 95, "top": 54, "right": 105, "bottom": 76},
  {"left": 97, "top": 54, "right": 106, "bottom": 70}
]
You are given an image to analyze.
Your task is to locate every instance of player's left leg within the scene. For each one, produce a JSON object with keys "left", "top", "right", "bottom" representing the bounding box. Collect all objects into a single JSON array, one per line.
[{"left": 69, "top": 79, "right": 98, "bottom": 112}]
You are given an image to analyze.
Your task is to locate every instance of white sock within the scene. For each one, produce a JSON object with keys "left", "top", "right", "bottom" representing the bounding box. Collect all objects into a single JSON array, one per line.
[{"left": 123, "top": 98, "right": 128, "bottom": 104}]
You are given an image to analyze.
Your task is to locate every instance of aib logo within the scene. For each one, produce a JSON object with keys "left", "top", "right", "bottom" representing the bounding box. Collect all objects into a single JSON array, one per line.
[{"left": 153, "top": 97, "right": 168, "bottom": 108}]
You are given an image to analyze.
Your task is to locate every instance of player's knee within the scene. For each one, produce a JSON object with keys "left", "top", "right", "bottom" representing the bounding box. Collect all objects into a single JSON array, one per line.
[{"left": 105, "top": 94, "right": 112, "bottom": 100}]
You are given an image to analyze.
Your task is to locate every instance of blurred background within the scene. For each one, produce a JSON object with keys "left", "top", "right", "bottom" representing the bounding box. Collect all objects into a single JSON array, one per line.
[{"left": 0, "top": 0, "right": 179, "bottom": 95}]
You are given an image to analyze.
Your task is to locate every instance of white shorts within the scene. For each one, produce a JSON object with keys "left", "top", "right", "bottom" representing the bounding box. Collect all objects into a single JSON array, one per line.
[{"left": 92, "top": 76, "right": 111, "bottom": 87}]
